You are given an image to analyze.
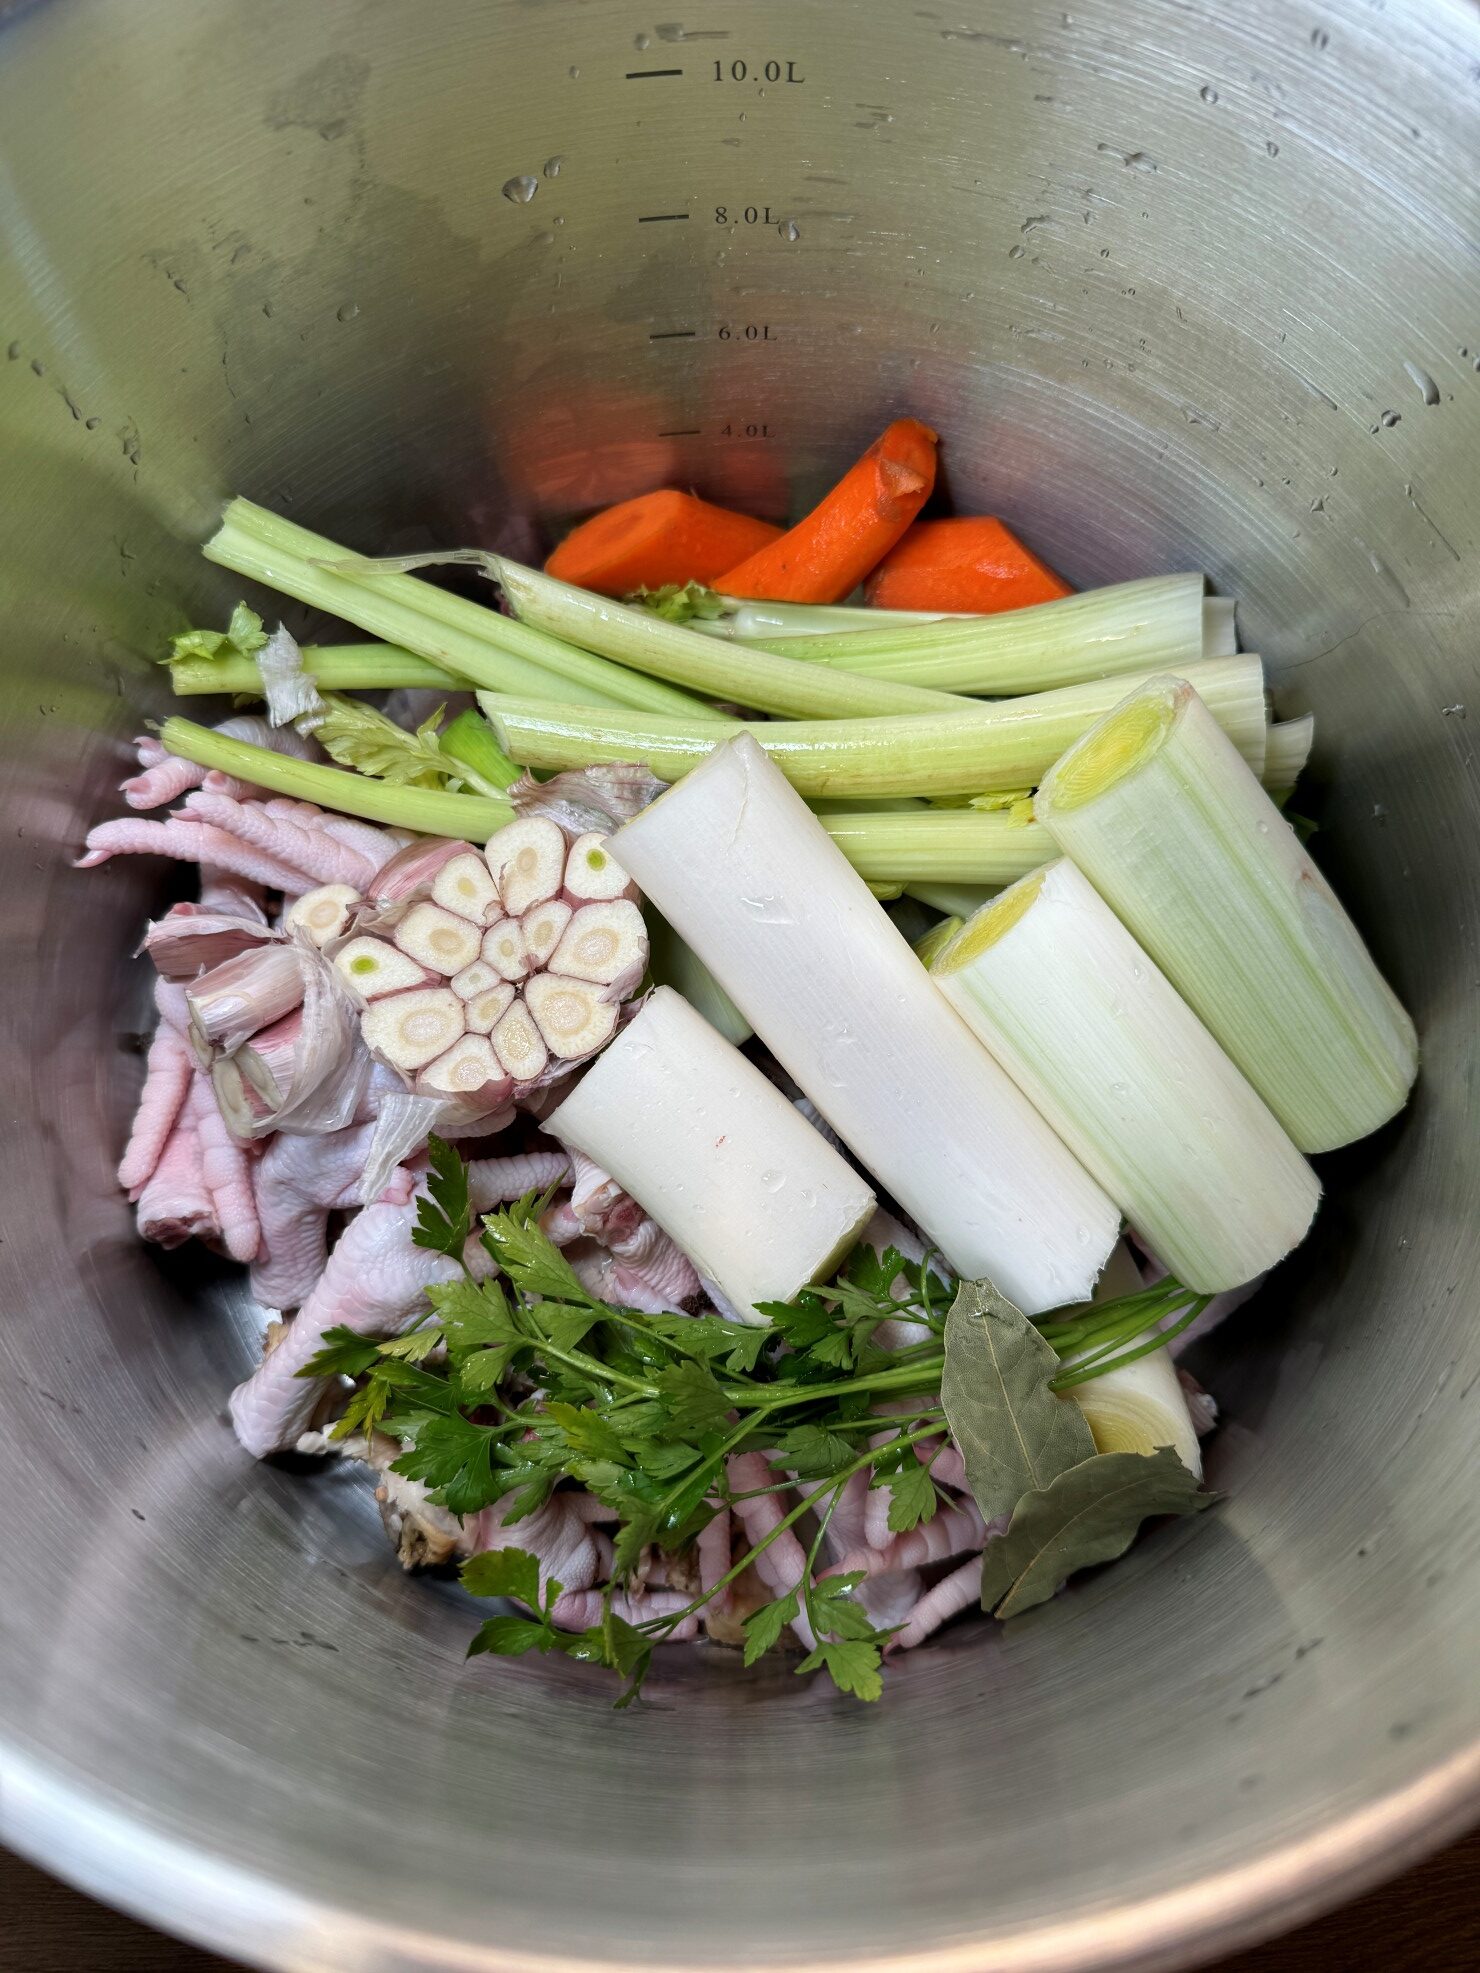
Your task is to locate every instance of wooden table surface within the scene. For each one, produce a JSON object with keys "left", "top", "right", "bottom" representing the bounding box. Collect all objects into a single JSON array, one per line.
[{"left": 3, "top": 1831, "right": 1476, "bottom": 1971}]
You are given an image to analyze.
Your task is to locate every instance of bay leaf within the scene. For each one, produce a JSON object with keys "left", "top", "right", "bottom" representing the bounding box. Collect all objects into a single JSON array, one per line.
[
  {"left": 980, "top": 1446, "right": 1217, "bottom": 1619},
  {"left": 941, "top": 1277, "right": 1096, "bottom": 1526}
]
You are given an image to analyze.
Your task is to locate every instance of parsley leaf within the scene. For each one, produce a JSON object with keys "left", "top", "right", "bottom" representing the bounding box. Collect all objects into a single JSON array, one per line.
[
  {"left": 654, "top": 1360, "right": 733, "bottom": 1436},
  {"left": 468, "top": 1616, "right": 558, "bottom": 1658},
  {"left": 542, "top": 1401, "right": 632, "bottom": 1468},
  {"left": 391, "top": 1414, "right": 499, "bottom": 1517},
  {"left": 797, "top": 1638, "right": 885, "bottom": 1701},
  {"left": 481, "top": 1198, "right": 591, "bottom": 1302},
  {"left": 885, "top": 1458, "right": 938, "bottom": 1534},
  {"left": 742, "top": 1588, "right": 801, "bottom": 1665},
  {"left": 428, "top": 1276, "right": 524, "bottom": 1360},
  {"left": 412, "top": 1137, "right": 472, "bottom": 1257},
  {"left": 460, "top": 1545, "right": 544, "bottom": 1609},
  {"left": 300, "top": 1326, "right": 383, "bottom": 1378},
  {"left": 772, "top": 1423, "right": 854, "bottom": 1478}
]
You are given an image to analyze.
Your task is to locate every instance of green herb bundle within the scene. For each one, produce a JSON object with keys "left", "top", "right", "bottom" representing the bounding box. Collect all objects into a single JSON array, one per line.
[{"left": 302, "top": 1141, "right": 1215, "bottom": 1705}]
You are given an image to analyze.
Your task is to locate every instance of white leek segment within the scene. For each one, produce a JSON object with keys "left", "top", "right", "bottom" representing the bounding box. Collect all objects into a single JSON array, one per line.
[
  {"left": 932, "top": 860, "right": 1320, "bottom": 1292},
  {"left": 745, "top": 574, "right": 1208, "bottom": 694},
  {"left": 1035, "top": 677, "right": 1417, "bottom": 1152},
  {"left": 1203, "top": 598, "right": 1238, "bottom": 658},
  {"left": 1072, "top": 1341, "right": 1203, "bottom": 1478},
  {"left": 493, "top": 557, "right": 971, "bottom": 719},
  {"left": 481, "top": 654, "right": 1266, "bottom": 800},
  {"left": 613, "top": 734, "right": 1120, "bottom": 1313},
  {"left": 1061, "top": 1242, "right": 1205, "bottom": 1476},
  {"left": 1263, "top": 714, "right": 1315, "bottom": 798},
  {"left": 545, "top": 988, "right": 877, "bottom": 1320}
]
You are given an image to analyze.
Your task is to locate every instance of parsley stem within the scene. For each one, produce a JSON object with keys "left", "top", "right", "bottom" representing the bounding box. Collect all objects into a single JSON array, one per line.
[
  {"left": 637, "top": 1422, "right": 945, "bottom": 1637},
  {"left": 723, "top": 1360, "right": 946, "bottom": 1409}
]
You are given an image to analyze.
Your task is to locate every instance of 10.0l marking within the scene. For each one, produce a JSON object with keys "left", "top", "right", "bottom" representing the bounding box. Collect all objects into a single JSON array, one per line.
[{"left": 713, "top": 59, "right": 804, "bottom": 82}]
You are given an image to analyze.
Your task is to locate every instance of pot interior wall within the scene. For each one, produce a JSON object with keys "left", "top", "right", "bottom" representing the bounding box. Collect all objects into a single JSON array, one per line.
[{"left": 1, "top": 2, "right": 1476, "bottom": 1969}]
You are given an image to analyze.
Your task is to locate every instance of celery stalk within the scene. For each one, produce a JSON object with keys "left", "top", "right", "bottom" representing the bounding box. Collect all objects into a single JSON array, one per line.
[
  {"left": 817, "top": 809, "right": 1051, "bottom": 884},
  {"left": 494, "top": 557, "right": 971, "bottom": 719},
  {"left": 157, "top": 716, "right": 512, "bottom": 838},
  {"left": 169, "top": 642, "right": 456, "bottom": 696},
  {"left": 905, "top": 882, "right": 1001, "bottom": 918},
  {"left": 204, "top": 499, "right": 712, "bottom": 718},
  {"left": 742, "top": 574, "right": 1209, "bottom": 694},
  {"left": 480, "top": 655, "right": 1267, "bottom": 800},
  {"left": 438, "top": 708, "right": 522, "bottom": 793}
]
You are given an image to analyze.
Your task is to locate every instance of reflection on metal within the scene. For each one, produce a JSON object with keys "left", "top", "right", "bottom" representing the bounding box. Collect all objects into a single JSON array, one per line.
[{"left": 0, "top": 1, "right": 1477, "bottom": 1969}]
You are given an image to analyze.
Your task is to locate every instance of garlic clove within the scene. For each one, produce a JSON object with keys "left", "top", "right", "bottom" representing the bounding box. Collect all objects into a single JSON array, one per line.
[
  {"left": 524, "top": 971, "right": 619, "bottom": 1061},
  {"left": 333, "top": 936, "right": 430, "bottom": 1001},
  {"left": 522, "top": 898, "right": 573, "bottom": 970},
  {"left": 418, "top": 1033, "right": 514, "bottom": 1104},
  {"left": 431, "top": 851, "right": 501, "bottom": 925},
  {"left": 393, "top": 901, "right": 483, "bottom": 977},
  {"left": 482, "top": 917, "right": 532, "bottom": 983},
  {"left": 489, "top": 996, "right": 549, "bottom": 1082},
  {"left": 362, "top": 987, "right": 467, "bottom": 1073},
  {"left": 563, "top": 832, "right": 638, "bottom": 904},
  {"left": 286, "top": 882, "right": 361, "bottom": 948},
  {"left": 548, "top": 899, "right": 648, "bottom": 991},
  {"left": 485, "top": 816, "right": 567, "bottom": 916},
  {"left": 463, "top": 981, "right": 518, "bottom": 1035}
]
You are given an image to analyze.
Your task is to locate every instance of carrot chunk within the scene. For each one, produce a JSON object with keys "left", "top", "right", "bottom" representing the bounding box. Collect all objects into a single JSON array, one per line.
[
  {"left": 714, "top": 419, "right": 938, "bottom": 603},
  {"left": 545, "top": 489, "right": 781, "bottom": 597},
  {"left": 864, "top": 516, "right": 1072, "bottom": 613}
]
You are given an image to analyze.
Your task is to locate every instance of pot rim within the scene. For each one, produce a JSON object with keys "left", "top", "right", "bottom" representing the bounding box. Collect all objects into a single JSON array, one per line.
[{"left": 3, "top": 1736, "right": 1477, "bottom": 1972}]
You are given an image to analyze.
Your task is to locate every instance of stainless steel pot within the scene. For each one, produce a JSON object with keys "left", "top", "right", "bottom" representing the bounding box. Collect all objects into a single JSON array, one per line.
[{"left": 1, "top": 2, "right": 1476, "bottom": 1967}]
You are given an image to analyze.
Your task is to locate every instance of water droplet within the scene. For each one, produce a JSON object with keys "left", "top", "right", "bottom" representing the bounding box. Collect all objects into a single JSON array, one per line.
[
  {"left": 1399, "top": 359, "right": 1438, "bottom": 405},
  {"left": 502, "top": 175, "right": 539, "bottom": 205},
  {"left": 1310, "top": 496, "right": 1326, "bottom": 513},
  {"left": 1099, "top": 246, "right": 1111, "bottom": 257},
  {"left": 531, "top": 231, "right": 555, "bottom": 247},
  {"left": 1266, "top": 140, "right": 1280, "bottom": 156},
  {"left": 1311, "top": 26, "right": 1329, "bottom": 50},
  {"left": 1200, "top": 84, "right": 1219, "bottom": 104},
  {"left": 336, "top": 301, "right": 359, "bottom": 322},
  {"left": 6, "top": 340, "right": 19, "bottom": 361},
  {"left": 760, "top": 1170, "right": 785, "bottom": 1193},
  {"left": 567, "top": 64, "right": 580, "bottom": 78},
  {"left": 1380, "top": 408, "right": 1401, "bottom": 427},
  {"left": 800, "top": 1188, "right": 816, "bottom": 1209},
  {"left": 779, "top": 218, "right": 800, "bottom": 242},
  {"left": 1008, "top": 244, "right": 1025, "bottom": 260},
  {"left": 543, "top": 156, "right": 564, "bottom": 179},
  {"left": 1256, "top": 820, "right": 1270, "bottom": 835},
  {"left": 634, "top": 31, "right": 650, "bottom": 49},
  {"left": 1110, "top": 1081, "right": 1130, "bottom": 1097}
]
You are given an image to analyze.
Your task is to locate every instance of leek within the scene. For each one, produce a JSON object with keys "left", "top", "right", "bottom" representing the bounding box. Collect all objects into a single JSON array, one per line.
[
  {"left": 739, "top": 574, "right": 1209, "bottom": 694},
  {"left": 204, "top": 499, "right": 711, "bottom": 718},
  {"left": 612, "top": 733, "right": 1121, "bottom": 1314},
  {"left": 156, "top": 717, "right": 512, "bottom": 838},
  {"left": 1035, "top": 677, "right": 1417, "bottom": 1152},
  {"left": 494, "top": 557, "right": 971, "bottom": 720},
  {"left": 1263, "top": 714, "right": 1315, "bottom": 797},
  {"left": 932, "top": 860, "right": 1320, "bottom": 1291},
  {"left": 480, "top": 655, "right": 1268, "bottom": 799},
  {"left": 169, "top": 642, "right": 456, "bottom": 696},
  {"left": 545, "top": 987, "right": 876, "bottom": 1318}
]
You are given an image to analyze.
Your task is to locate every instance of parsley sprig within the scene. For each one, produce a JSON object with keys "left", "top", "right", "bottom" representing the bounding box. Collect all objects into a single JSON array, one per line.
[{"left": 300, "top": 1140, "right": 1208, "bottom": 1704}]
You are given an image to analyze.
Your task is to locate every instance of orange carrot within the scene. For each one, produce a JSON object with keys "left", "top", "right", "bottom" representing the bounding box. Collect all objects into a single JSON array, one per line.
[
  {"left": 864, "top": 516, "right": 1072, "bottom": 614},
  {"left": 713, "top": 419, "right": 938, "bottom": 604},
  {"left": 545, "top": 489, "right": 781, "bottom": 597}
]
